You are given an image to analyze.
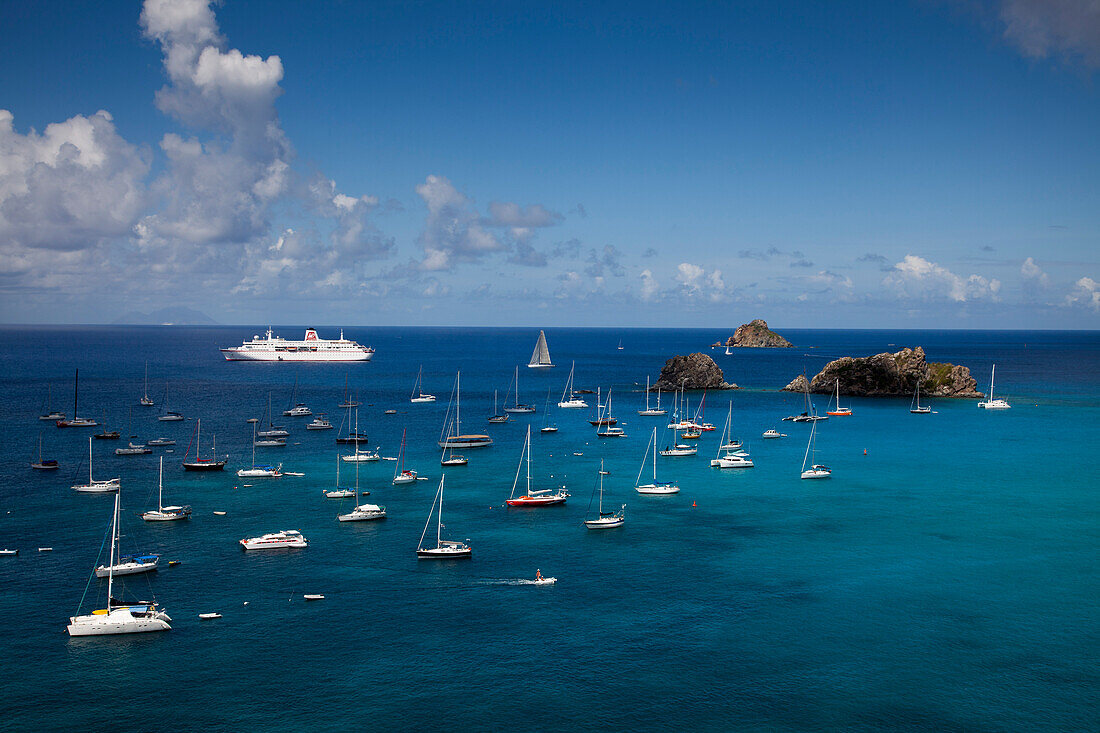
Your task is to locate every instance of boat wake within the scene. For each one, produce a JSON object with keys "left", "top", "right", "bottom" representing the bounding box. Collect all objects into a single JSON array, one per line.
[{"left": 483, "top": 578, "right": 557, "bottom": 586}]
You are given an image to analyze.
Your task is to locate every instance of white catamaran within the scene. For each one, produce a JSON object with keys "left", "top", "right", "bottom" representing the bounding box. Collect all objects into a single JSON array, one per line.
[
  {"left": 72, "top": 436, "right": 120, "bottom": 493},
  {"left": 67, "top": 493, "right": 171, "bottom": 636},
  {"left": 557, "top": 361, "right": 587, "bottom": 408},
  {"left": 977, "top": 364, "right": 1011, "bottom": 410}
]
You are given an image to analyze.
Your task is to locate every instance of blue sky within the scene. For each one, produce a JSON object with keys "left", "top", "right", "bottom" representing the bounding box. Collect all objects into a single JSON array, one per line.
[{"left": 1, "top": 0, "right": 1098, "bottom": 327}]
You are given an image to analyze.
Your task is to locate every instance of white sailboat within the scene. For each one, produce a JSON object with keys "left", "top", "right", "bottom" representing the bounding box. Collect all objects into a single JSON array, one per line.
[
  {"left": 39, "top": 382, "right": 66, "bottom": 421},
  {"left": 506, "top": 426, "right": 568, "bottom": 506},
  {"left": 31, "top": 433, "right": 59, "bottom": 470},
  {"left": 72, "top": 436, "right": 120, "bottom": 493},
  {"left": 342, "top": 409, "right": 379, "bottom": 461},
  {"left": 557, "top": 361, "right": 588, "bottom": 408},
  {"left": 910, "top": 382, "right": 932, "bottom": 414},
  {"left": 800, "top": 419, "right": 831, "bottom": 479},
  {"left": 658, "top": 407, "right": 698, "bottom": 457},
  {"left": 158, "top": 380, "right": 184, "bottom": 421},
  {"left": 338, "top": 449, "right": 386, "bottom": 521},
  {"left": 437, "top": 371, "right": 493, "bottom": 449},
  {"left": 638, "top": 376, "right": 667, "bottom": 416},
  {"left": 595, "top": 389, "right": 626, "bottom": 437},
  {"left": 410, "top": 365, "right": 436, "bottom": 403},
  {"left": 142, "top": 457, "right": 192, "bottom": 521},
  {"left": 635, "top": 427, "right": 681, "bottom": 494},
  {"left": 392, "top": 427, "right": 418, "bottom": 484},
  {"left": 826, "top": 378, "right": 852, "bottom": 416},
  {"left": 67, "top": 492, "right": 171, "bottom": 636},
  {"left": 56, "top": 369, "right": 96, "bottom": 427},
  {"left": 324, "top": 455, "right": 357, "bottom": 498},
  {"left": 236, "top": 422, "right": 282, "bottom": 477},
  {"left": 283, "top": 373, "right": 312, "bottom": 416},
  {"left": 527, "top": 329, "right": 553, "bottom": 368},
  {"left": 584, "top": 461, "right": 625, "bottom": 528},
  {"left": 784, "top": 373, "right": 828, "bottom": 422},
  {"left": 338, "top": 373, "right": 360, "bottom": 408},
  {"left": 711, "top": 403, "right": 753, "bottom": 468},
  {"left": 977, "top": 364, "right": 1011, "bottom": 409},
  {"left": 504, "top": 365, "right": 536, "bottom": 413},
  {"left": 487, "top": 389, "right": 510, "bottom": 423},
  {"left": 416, "top": 476, "right": 471, "bottom": 558},
  {"left": 539, "top": 387, "right": 558, "bottom": 433},
  {"left": 139, "top": 362, "right": 154, "bottom": 406}
]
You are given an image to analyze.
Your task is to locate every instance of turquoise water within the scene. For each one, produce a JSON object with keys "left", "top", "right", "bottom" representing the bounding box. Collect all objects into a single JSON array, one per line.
[{"left": 0, "top": 327, "right": 1097, "bottom": 730}]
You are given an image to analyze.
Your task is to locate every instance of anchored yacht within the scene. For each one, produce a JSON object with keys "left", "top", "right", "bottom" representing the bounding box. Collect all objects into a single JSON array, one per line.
[{"left": 221, "top": 328, "right": 375, "bottom": 362}]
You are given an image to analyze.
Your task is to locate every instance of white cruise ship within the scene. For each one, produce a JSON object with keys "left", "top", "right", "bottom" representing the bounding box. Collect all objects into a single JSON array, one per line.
[{"left": 221, "top": 328, "right": 375, "bottom": 362}]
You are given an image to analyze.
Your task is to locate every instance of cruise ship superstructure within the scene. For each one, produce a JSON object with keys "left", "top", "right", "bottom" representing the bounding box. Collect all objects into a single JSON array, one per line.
[{"left": 221, "top": 328, "right": 375, "bottom": 362}]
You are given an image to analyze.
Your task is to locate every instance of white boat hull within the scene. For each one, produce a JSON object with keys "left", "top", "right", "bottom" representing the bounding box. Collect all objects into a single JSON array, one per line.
[
  {"left": 417, "top": 546, "right": 472, "bottom": 559},
  {"left": 584, "top": 517, "right": 624, "bottom": 528},
  {"left": 801, "top": 469, "right": 832, "bottom": 479},
  {"left": 338, "top": 505, "right": 387, "bottom": 521},
  {"left": 96, "top": 560, "right": 158, "bottom": 577},
  {"left": 635, "top": 483, "right": 680, "bottom": 494},
  {"left": 67, "top": 607, "right": 171, "bottom": 636},
  {"left": 72, "top": 480, "right": 120, "bottom": 493}
]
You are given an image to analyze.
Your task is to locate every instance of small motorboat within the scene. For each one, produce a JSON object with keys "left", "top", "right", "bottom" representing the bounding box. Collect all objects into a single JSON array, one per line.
[
  {"left": 0, "top": 549, "right": 18, "bottom": 556},
  {"left": 146, "top": 438, "right": 176, "bottom": 446},
  {"left": 306, "top": 415, "right": 333, "bottom": 430},
  {"left": 303, "top": 594, "right": 325, "bottom": 601},
  {"left": 198, "top": 612, "right": 222, "bottom": 620},
  {"left": 762, "top": 429, "right": 784, "bottom": 439},
  {"left": 168, "top": 560, "right": 181, "bottom": 567},
  {"left": 213, "top": 511, "right": 227, "bottom": 515}
]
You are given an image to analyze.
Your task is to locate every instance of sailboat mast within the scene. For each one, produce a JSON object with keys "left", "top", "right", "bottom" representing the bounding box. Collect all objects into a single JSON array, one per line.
[
  {"left": 456, "top": 371, "right": 461, "bottom": 433},
  {"left": 158, "top": 456, "right": 164, "bottom": 512},
  {"left": 107, "top": 492, "right": 118, "bottom": 610},
  {"left": 74, "top": 369, "right": 79, "bottom": 418},
  {"left": 525, "top": 425, "right": 531, "bottom": 493},
  {"left": 87, "top": 435, "right": 93, "bottom": 483},
  {"left": 437, "top": 477, "right": 444, "bottom": 546},
  {"left": 990, "top": 364, "right": 996, "bottom": 401},
  {"left": 652, "top": 426, "right": 657, "bottom": 481}
]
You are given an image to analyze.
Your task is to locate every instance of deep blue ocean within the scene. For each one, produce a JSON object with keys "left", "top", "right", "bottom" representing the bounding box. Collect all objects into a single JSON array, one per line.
[{"left": 0, "top": 326, "right": 1097, "bottom": 731}]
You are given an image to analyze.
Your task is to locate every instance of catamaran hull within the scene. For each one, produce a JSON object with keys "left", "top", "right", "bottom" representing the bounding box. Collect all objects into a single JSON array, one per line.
[{"left": 67, "top": 609, "right": 171, "bottom": 636}]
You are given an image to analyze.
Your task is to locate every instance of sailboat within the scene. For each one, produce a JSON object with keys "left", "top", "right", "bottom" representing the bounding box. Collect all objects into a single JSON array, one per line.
[
  {"left": 527, "top": 329, "right": 553, "bottom": 368},
  {"left": 584, "top": 461, "right": 625, "bottom": 528},
  {"left": 826, "top": 378, "right": 852, "bottom": 416},
  {"left": 588, "top": 387, "right": 617, "bottom": 426},
  {"left": 39, "top": 382, "right": 65, "bottom": 421},
  {"left": 342, "top": 410, "right": 379, "bottom": 462},
  {"left": 257, "top": 394, "right": 289, "bottom": 437},
  {"left": 506, "top": 426, "right": 569, "bottom": 506},
  {"left": 416, "top": 476, "right": 472, "bottom": 558},
  {"left": 800, "top": 419, "right": 831, "bottom": 479},
  {"left": 784, "top": 372, "right": 828, "bottom": 422},
  {"left": 710, "top": 403, "right": 753, "bottom": 468},
  {"left": 438, "top": 371, "right": 493, "bottom": 449},
  {"left": 283, "top": 373, "right": 312, "bottom": 416},
  {"left": 31, "top": 433, "right": 59, "bottom": 470},
  {"left": 977, "top": 364, "right": 1011, "bottom": 409},
  {"left": 56, "top": 370, "right": 97, "bottom": 427},
  {"left": 94, "top": 411, "right": 120, "bottom": 439},
  {"left": 325, "top": 454, "right": 358, "bottom": 498},
  {"left": 116, "top": 407, "right": 152, "bottom": 455},
  {"left": 338, "top": 373, "right": 360, "bottom": 408},
  {"left": 182, "top": 418, "right": 227, "bottom": 470},
  {"left": 158, "top": 381, "right": 184, "bottom": 421},
  {"left": 139, "top": 362, "right": 154, "bottom": 406},
  {"left": 910, "top": 382, "right": 932, "bottom": 414},
  {"left": 72, "top": 436, "right": 120, "bottom": 492},
  {"left": 67, "top": 493, "right": 171, "bottom": 636},
  {"left": 636, "top": 427, "right": 680, "bottom": 494},
  {"left": 596, "top": 390, "right": 626, "bottom": 437},
  {"left": 504, "top": 365, "right": 536, "bottom": 413},
  {"left": 540, "top": 387, "right": 558, "bottom": 433},
  {"left": 725, "top": 344, "right": 733, "bottom": 356},
  {"left": 487, "top": 389, "right": 510, "bottom": 423},
  {"left": 440, "top": 392, "right": 469, "bottom": 465},
  {"left": 142, "top": 457, "right": 192, "bottom": 521},
  {"left": 638, "top": 376, "right": 667, "bottom": 416},
  {"left": 338, "top": 449, "right": 386, "bottom": 521},
  {"left": 392, "top": 427, "right": 418, "bottom": 484},
  {"left": 658, "top": 406, "right": 698, "bottom": 457},
  {"left": 236, "top": 422, "right": 282, "bottom": 477},
  {"left": 96, "top": 494, "right": 159, "bottom": 576},
  {"left": 617, "top": 338, "right": 624, "bottom": 351},
  {"left": 557, "top": 361, "right": 588, "bottom": 408},
  {"left": 410, "top": 365, "right": 436, "bottom": 403}
]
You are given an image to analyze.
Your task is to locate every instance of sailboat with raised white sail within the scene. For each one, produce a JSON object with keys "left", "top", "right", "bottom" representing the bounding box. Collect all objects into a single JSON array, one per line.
[
  {"left": 584, "top": 461, "right": 625, "bottom": 528},
  {"left": 142, "top": 457, "right": 192, "bottom": 521},
  {"left": 507, "top": 426, "right": 568, "bottom": 506},
  {"left": 67, "top": 492, "right": 171, "bottom": 636},
  {"left": 800, "top": 419, "right": 831, "bottom": 479},
  {"left": 72, "top": 436, "right": 120, "bottom": 493},
  {"left": 557, "top": 361, "right": 587, "bottom": 408},
  {"left": 636, "top": 427, "right": 681, "bottom": 494},
  {"left": 528, "top": 329, "right": 553, "bottom": 368},
  {"left": 977, "top": 364, "right": 1011, "bottom": 409},
  {"left": 416, "top": 476, "right": 471, "bottom": 558}
]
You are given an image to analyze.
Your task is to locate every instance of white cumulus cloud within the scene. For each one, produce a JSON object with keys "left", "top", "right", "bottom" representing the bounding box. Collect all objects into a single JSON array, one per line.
[
  {"left": 885, "top": 254, "right": 1001, "bottom": 302},
  {"left": 1065, "top": 276, "right": 1100, "bottom": 310}
]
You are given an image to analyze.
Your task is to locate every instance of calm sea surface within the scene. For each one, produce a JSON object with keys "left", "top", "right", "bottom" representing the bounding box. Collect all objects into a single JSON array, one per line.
[{"left": 0, "top": 326, "right": 1097, "bottom": 731}]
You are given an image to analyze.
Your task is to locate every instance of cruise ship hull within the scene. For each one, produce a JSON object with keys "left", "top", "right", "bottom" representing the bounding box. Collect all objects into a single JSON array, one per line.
[{"left": 222, "top": 349, "right": 373, "bottom": 362}]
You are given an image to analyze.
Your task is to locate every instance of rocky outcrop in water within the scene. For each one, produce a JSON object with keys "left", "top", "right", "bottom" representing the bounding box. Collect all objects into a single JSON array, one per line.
[
  {"left": 713, "top": 319, "right": 793, "bottom": 348},
  {"left": 782, "top": 347, "right": 982, "bottom": 398},
  {"left": 782, "top": 374, "right": 810, "bottom": 393},
  {"left": 653, "top": 353, "right": 738, "bottom": 391}
]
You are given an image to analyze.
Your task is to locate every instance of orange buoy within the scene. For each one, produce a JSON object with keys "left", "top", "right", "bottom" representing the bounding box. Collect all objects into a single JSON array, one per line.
[
  {"left": 863, "top": 449, "right": 867, "bottom": 456},
  {"left": 692, "top": 500, "right": 697, "bottom": 507}
]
